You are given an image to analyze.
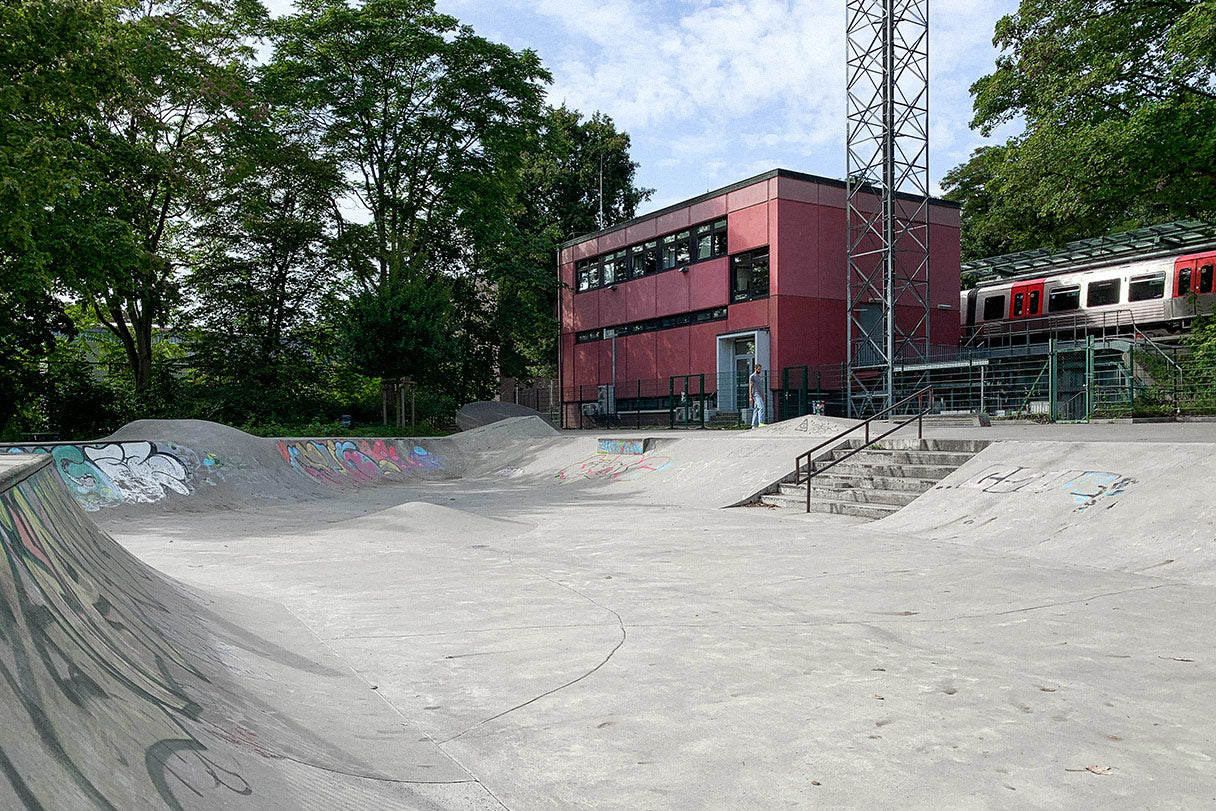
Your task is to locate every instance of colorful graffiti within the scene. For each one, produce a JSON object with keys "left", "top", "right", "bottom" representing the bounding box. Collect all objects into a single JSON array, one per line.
[
  {"left": 5, "top": 442, "right": 222, "bottom": 511},
  {"left": 556, "top": 453, "right": 672, "bottom": 482},
  {"left": 597, "top": 438, "right": 648, "bottom": 455},
  {"left": 275, "top": 438, "right": 442, "bottom": 485},
  {"left": 964, "top": 465, "right": 1136, "bottom": 512}
]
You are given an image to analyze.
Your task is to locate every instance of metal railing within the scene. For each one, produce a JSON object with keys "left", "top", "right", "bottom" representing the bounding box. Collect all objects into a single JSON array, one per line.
[{"left": 793, "top": 386, "right": 934, "bottom": 513}]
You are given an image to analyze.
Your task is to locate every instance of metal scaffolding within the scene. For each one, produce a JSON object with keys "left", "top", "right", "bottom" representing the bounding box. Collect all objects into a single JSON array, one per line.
[{"left": 845, "top": 0, "right": 931, "bottom": 416}]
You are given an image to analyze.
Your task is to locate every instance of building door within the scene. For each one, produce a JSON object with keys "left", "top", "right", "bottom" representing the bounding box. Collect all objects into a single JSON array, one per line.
[
  {"left": 716, "top": 330, "right": 770, "bottom": 412},
  {"left": 734, "top": 338, "right": 755, "bottom": 413}
]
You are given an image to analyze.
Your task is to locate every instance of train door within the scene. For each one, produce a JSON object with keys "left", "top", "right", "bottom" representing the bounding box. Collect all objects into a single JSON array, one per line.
[
  {"left": 1009, "top": 280, "right": 1045, "bottom": 318},
  {"left": 1175, "top": 258, "right": 1196, "bottom": 297}
]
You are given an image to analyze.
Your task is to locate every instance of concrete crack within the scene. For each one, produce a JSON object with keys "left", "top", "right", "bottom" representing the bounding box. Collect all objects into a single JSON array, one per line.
[{"left": 441, "top": 574, "right": 627, "bottom": 744}]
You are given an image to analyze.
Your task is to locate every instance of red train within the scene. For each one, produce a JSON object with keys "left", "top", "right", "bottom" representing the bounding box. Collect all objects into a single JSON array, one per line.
[{"left": 961, "top": 248, "right": 1216, "bottom": 342}]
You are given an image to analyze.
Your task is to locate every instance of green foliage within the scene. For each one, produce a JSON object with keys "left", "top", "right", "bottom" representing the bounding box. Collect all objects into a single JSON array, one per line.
[
  {"left": 340, "top": 276, "right": 457, "bottom": 387},
  {"left": 946, "top": 0, "right": 1216, "bottom": 259},
  {"left": 488, "top": 105, "right": 653, "bottom": 378},
  {"left": 0, "top": 0, "right": 652, "bottom": 434},
  {"left": 0, "top": 0, "right": 121, "bottom": 427},
  {"left": 269, "top": 0, "right": 550, "bottom": 288}
]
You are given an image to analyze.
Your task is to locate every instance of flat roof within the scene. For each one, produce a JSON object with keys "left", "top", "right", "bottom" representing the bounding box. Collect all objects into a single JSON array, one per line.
[{"left": 560, "top": 167, "right": 961, "bottom": 250}]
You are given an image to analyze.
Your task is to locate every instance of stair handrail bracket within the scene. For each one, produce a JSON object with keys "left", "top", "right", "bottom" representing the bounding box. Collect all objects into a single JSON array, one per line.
[{"left": 794, "top": 386, "right": 934, "bottom": 513}]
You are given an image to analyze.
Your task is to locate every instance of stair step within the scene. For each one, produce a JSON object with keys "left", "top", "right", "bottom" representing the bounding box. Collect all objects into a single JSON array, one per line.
[
  {"left": 827, "top": 449, "right": 976, "bottom": 466},
  {"left": 812, "top": 499, "right": 902, "bottom": 519},
  {"left": 801, "top": 474, "right": 937, "bottom": 493},
  {"left": 760, "top": 492, "right": 901, "bottom": 518},
  {"left": 843, "top": 438, "right": 991, "bottom": 453},
  {"left": 814, "top": 461, "right": 958, "bottom": 480},
  {"left": 776, "top": 482, "right": 923, "bottom": 506}
]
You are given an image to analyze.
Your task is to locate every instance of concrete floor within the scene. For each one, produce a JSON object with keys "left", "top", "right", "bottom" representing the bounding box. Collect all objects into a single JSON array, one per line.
[{"left": 99, "top": 420, "right": 1216, "bottom": 809}]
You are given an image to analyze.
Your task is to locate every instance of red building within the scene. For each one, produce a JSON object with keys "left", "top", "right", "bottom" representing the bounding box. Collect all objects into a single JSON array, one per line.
[{"left": 558, "top": 169, "right": 961, "bottom": 426}]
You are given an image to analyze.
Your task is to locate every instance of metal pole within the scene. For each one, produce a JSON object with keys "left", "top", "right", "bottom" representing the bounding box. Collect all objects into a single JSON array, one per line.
[{"left": 883, "top": 0, "right": 896, "bottom": 414}]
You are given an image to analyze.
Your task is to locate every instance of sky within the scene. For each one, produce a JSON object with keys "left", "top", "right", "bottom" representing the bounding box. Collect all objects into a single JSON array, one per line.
[{"left": 266, "top": 0, "right": 1024, "bottom": 215}]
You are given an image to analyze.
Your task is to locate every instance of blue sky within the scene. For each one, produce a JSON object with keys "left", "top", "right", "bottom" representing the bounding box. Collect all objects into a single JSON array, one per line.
[{"left": 267, "top": 0, "right": 1024, "bottom": 214}]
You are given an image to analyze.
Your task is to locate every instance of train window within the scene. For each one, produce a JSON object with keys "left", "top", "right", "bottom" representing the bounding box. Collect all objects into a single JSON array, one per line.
[
  {"left": 1178, "top": 266, "right": 1192, "bottom": 296},
  {"left": 1201, "top": 265, "right": 1214, "bottom": 294},
  {"left": 1012, "top": 292, "right": 1024, "bottom": 317},
  {"left": 1087, "top": 279, "right": 1121, "bottom": 307},
  {"left": 982, "top": 295, "right": 1005, "bottom": 320},
  {"left": 1128, "top": 273, "right": 1165, "bottom": 302},
  {"left": 1049, "top": 287, "right": 1080, "bottom": 312},
  {"left": 1028, "top": 290, "right": 1041, "bottom": 315}
]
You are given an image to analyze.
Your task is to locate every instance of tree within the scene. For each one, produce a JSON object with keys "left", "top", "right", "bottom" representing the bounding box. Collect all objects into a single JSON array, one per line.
[
  {"left": 269, "top": 0, "right": 550, "bottom": 290},
  {"left": 0, "top": 0, "right": 125, "bottom": 430},
  {"left": 488, "top": 105, "right": 653, "bottom": 378},
  {"left": 945, "top": 0, "right": 1216, "bottom": 259},
  {"left": 52, "top": 0, "right": 267, "bottom": 394},
  {"left": 185, "top": 100, "right": 350, "bottom": 422},
  {"left": 269, "top": 0, "right": 550, "bottom": 402}
]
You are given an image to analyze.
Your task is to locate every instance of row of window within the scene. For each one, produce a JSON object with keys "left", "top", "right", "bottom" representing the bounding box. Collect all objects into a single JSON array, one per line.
[
  {"left": 575, "top": 219, "right": 729, "bottom": 292},
  {"left": 983, "top": 271, "right": 1181, "bottom": 320},
  {"left": 575, "top": 307, "right": 729, "bottom": 344}
]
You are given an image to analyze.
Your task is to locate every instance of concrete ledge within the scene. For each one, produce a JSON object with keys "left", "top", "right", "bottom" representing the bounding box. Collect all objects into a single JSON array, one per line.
[
  {"left": 0, "top": 453, "right": 51, "bottom": 493},
  {"left": 597, "top": 437, "right": 653, "bottom": 455}
]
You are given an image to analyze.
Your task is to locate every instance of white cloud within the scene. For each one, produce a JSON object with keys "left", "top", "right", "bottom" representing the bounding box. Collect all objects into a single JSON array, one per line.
[{"left": 442, "top": 0, "right": 1021, "bottom": 213}]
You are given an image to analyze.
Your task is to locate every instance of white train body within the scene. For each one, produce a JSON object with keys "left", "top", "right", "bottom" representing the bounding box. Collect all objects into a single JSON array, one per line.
[{"left": 961, "top": 248, "right": 1216, "bottom": 341}]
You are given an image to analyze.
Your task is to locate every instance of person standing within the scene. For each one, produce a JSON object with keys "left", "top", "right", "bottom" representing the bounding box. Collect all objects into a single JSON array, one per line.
[{"left": 748, "top": 362, "right": 766, "bottom": 428}]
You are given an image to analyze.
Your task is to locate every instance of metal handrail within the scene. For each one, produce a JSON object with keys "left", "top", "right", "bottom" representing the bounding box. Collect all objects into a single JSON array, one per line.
[{"left": 793, "top": 386, "right": 934, "bottom": 513}]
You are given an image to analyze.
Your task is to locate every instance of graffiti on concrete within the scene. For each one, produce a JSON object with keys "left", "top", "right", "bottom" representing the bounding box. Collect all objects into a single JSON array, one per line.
[
  {"left": 597, "top": 438, "right": 648, "bottom": 455},
  {"left": 493, "top": 467, "right": 524, "bottom": 478},
  {"left": 275, "top": 438, "right": 441, "bottom": 485},
  {"left": 964, "top": 464, "right": 1136, "bottom": 512},
  {"left": 556, "top": 453, "right": 672, "bottom": 482},
  {"left": 5, "top": 442, "right": 222, "bottom": 511},
  {"left": 793, "top": 417, "right": 841, "bottom": 435},
  {"left": 0, "top": 467, "right": 252, "bottom": 807}
]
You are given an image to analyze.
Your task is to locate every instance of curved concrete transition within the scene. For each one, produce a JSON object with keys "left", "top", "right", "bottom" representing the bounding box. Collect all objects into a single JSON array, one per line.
[
  {"left": 455, "top": 402, "right": 554, "bottom": 432},
  {"left": 3, "top": 418, "right": 1216, "bottom": 807}
]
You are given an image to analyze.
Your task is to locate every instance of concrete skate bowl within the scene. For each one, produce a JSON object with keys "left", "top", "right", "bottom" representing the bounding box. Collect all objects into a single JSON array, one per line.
[
  {"left": 0, "top": 453, "right": 501, "bottom": 809},
  {"left": 2, "top": 416, "right": 855, "bottom": 515},
  {"left": 0, "top": 418, "right": 563, "bottom": 517},
  {"left": 874, "top": 440, "right": 1216, "bottom": 586}
]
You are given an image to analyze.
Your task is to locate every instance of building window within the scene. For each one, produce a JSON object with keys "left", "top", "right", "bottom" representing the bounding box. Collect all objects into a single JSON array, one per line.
[
  {"left": 1048, "top": 287, "right": 1080, "bottom": 312},
  {"left": 574, "top": 218, "right": 727, "bottom": 293},
  {"left": 731, "top": 248, "right": 769, "bottom": 303},
  {"left": 1128, "top": 273, "right": 1165, "bottom": 302},
  {"left": 1087, "top": 278, "right": 1121, "bottom": 307},
  {"left": 573, "top": 307, "right": 728, "bottom": 343}
]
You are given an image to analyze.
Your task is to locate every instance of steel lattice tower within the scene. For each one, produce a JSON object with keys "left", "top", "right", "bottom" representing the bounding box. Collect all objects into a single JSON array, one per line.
[{"left": 845, "top": 0, "right": 931, "bottom": 417}]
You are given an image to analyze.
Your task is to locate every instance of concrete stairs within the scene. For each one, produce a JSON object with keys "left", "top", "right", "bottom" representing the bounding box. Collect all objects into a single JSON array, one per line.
[
  {"left": 707, "top": 411, "right": 742, "bottom": 429},
  {"left": 759, "top": 438, "right": 989, "bottom": 519}
]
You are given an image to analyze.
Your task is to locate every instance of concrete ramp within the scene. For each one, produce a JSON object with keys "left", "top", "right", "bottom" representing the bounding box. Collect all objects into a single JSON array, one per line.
[
  {"left": 1, "top": 417, "right": 561, "bottom": 516},
  {"left": 0, "top": 454, "right": 498, "bottom": 809},
  {"left": 875, "top": 441, "right": 1216, "bottom": 586}
]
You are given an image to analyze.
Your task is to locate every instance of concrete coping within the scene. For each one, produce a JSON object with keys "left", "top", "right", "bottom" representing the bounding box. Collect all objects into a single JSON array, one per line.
[{"left": 0, "top": 453, "right": 51, "bottom": 494}]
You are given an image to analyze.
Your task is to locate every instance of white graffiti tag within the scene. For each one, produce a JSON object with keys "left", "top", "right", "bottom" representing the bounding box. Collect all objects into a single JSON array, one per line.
[{"left": 84, "top": 443, "right": 192, "bottom": 504}]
